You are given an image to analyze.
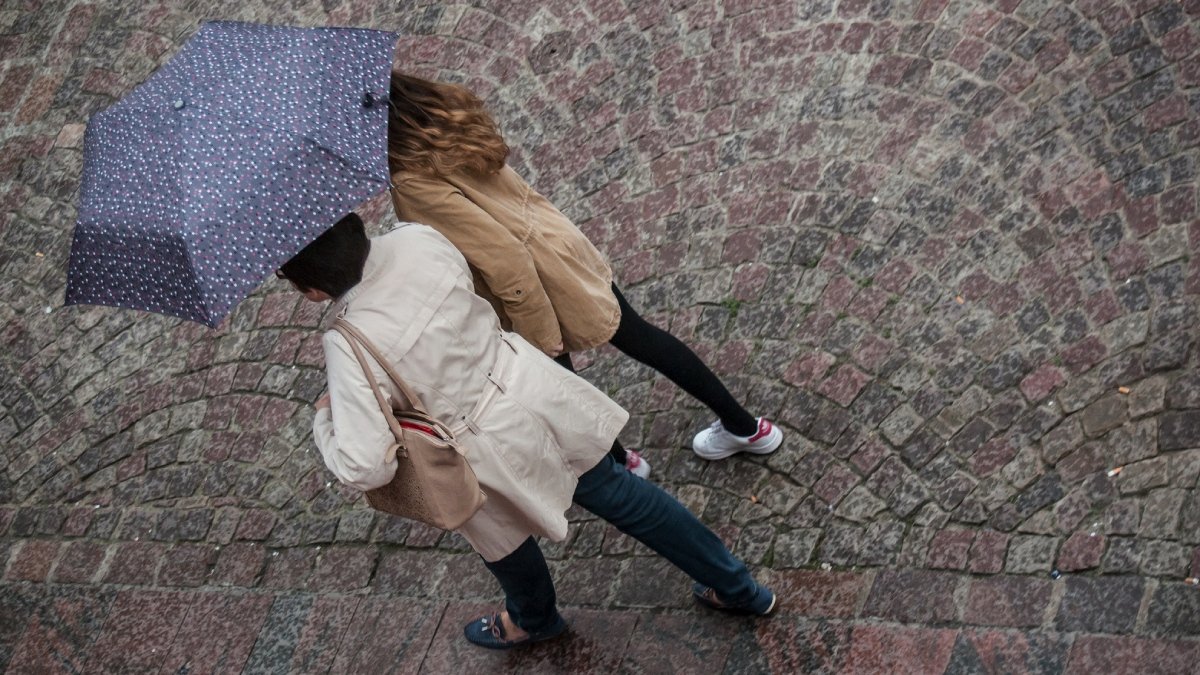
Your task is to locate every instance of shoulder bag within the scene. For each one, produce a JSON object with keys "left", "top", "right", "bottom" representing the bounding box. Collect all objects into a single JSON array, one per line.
[{"left": 330, "top": 318, "right": 486, "bottom": 530}]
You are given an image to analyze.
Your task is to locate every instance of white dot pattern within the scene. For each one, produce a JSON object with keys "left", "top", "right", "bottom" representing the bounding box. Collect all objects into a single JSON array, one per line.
[{"left": 64, "top": 20, "right": 400, "bottom": 327}]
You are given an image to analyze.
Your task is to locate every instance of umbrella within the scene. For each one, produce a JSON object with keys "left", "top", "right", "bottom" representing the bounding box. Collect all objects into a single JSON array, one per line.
[{"left": 64, "top": 20, "right": 400, "bottom": 327}]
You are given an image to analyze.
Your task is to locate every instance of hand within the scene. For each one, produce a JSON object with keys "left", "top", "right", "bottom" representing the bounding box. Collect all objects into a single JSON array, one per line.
[
  {"left": 315, "top": 393, "right": 331, "bottom": 410},
  {"left": 545, "top": 341, "right": 564, "bottom": 358}
]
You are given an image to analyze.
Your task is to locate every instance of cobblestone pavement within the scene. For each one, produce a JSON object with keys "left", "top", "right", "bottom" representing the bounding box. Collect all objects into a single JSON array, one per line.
[{"left": 2, "top": 0, "right": 1200, "bottom": 672}]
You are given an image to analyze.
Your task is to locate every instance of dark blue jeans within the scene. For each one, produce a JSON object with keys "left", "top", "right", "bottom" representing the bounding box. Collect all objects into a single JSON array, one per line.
[{"left": 482, "top": 454, "right": 758, "bottom": 632}]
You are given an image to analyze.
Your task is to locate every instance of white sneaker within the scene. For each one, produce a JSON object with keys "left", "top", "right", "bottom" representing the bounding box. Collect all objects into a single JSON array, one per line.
[
  {"left": 692, "top": 418, "right": 783, "bottom": 460},
  {"left": 625, "top": 450, "right": 651, "bottom": 479}
]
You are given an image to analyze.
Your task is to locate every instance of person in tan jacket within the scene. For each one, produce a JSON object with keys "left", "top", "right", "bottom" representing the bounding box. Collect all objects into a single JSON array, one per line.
[
  {"left": 385, "top": 72, "right": 785, "bottom": 475},
  {"left": 279, "top": 213, "right": 777, "bottom": 649}
]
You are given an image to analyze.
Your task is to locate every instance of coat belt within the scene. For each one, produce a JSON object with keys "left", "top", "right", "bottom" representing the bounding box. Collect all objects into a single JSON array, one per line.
[{"left": 450, "top": 333, "right": 518, "bottom": 436}]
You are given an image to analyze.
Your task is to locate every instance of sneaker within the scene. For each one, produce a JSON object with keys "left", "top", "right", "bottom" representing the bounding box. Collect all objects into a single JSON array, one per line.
[
  {"left": 692, "top": 583, "right": 777, "bottom": 616},
  {"left": 625, "top": 450, "right": 651, "bottom": 479},
  {"left": 692, "top": 417, "right": 783, "bottom": 460}
]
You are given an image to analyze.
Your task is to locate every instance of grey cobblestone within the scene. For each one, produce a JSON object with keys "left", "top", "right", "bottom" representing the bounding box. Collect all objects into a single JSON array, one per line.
[
  {"left": 1006, "top": 535, "right": 1059, "bottom": 574},
  {"left": 1138, "top": 488, "right": 1187, "bottom": 539},
  {"left": 1139, "top": 539, "right": 1192, "bottom": 578}
]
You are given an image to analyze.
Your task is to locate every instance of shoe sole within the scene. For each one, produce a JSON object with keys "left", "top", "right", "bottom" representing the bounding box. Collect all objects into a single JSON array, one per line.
[
  {"left": 692, "top": 429, "right": 784, "bottom": 461},
  {"left": 762, "top": 592, "right": 778, "bottom": 615}
]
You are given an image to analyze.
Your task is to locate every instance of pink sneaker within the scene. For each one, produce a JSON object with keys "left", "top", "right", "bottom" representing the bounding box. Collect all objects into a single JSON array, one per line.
[{"left": 625, "top": 450, "right": 651, "bottom": 479}]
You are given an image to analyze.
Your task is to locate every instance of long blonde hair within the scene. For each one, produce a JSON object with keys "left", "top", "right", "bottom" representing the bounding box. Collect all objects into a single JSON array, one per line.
[{"left": 387, "top": 72, "right": 509, "bottom": 176}]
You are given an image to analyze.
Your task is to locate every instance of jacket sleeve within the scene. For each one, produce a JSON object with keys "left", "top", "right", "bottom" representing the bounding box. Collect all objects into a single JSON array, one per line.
[
  {"left": 391, "top": 175, "right": 564, "bottom": 352},
  {"left": 311, "top": 331, "right": 400, "bottom": 491}
]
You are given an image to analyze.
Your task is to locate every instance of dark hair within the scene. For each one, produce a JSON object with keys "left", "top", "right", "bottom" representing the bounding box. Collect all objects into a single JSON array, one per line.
[{"left": 279, "top": 212, "right": 370, "bottom": 298}]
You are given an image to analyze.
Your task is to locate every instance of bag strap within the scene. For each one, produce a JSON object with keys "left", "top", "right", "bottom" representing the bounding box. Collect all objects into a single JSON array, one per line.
[
  {"left": 332, "top": 318, "right": 430, "bottom": 415},
  {"left": 330, "top": 322, "right": 411, "bottom": 452}
]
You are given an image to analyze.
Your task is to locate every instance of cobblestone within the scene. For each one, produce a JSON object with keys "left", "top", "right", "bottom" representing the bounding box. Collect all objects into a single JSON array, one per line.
[
  {"left": 1006, "top": 535, "right": 1059, "bottom": 574},
  {"left": 862, "top": 569, "right": 960, "bottom": 624},
  {"left": 1056, "top": 576, "right": 1144, "bottom": 634},
  {"left": 963, "top": 575, "right": 1053, "bottom": 628}
]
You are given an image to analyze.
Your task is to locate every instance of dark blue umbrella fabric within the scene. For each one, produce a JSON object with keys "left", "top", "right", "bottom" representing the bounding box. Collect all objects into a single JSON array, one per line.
[{"left": 65, "top": 20, "right": 400, "bottom": 327}]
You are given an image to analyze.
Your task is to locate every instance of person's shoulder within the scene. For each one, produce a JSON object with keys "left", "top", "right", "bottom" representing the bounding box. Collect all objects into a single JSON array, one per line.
[
  {"left": 390, "top": 171, "right": 461, "bottom": 210},
  {"left": 380, "top": 222, "right": 457, "bottom": 253},
  {"left": 320, "top": 325, "right": 353, "bottom": 355},
  {"left": 391, "top": 169, "right": 450, "bottom": 189},
  {"left": 382, "top": 220, "right": 436, "bottom": 236}
]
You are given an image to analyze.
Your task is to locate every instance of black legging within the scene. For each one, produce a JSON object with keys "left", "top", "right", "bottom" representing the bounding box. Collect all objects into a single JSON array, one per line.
[{"left": 555, "top": 283, "right": 758, "bottom": 463}]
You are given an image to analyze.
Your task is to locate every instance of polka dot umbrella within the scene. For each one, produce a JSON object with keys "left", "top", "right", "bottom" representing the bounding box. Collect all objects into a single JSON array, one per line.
[{"left": 64, "top": 20, "right": 400, "bottom": 327}]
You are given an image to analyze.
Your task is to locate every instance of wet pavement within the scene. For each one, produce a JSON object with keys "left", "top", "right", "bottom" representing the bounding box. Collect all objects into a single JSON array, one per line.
[{"left": 2, "top": 0, "right": 1200, "bottom": 672}]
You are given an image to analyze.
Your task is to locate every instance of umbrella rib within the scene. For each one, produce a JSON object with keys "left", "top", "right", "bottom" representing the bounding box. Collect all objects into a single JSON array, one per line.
[{"left": 300, "top": 134, "right": 389, "bottom": 186}]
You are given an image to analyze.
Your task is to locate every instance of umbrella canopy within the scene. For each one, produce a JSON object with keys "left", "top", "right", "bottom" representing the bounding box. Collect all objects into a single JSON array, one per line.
[{"left": 65, "top": 20, "right": 400, "bottom": 327}]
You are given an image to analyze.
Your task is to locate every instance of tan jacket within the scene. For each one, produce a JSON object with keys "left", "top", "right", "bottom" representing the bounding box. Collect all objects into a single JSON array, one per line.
[
  {"left": 312, "top": 223, "right": 628, "bottom": 562},
  {"left": 389, "top": 166, "right": 621, "bottom": 353}
]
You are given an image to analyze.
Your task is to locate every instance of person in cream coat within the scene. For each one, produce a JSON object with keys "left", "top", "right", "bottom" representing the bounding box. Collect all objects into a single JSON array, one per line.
[{"left": 279, "top": 214, "right": 776, "bottom": 649}]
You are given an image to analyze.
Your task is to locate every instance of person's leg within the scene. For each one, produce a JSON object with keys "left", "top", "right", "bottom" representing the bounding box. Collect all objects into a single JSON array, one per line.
[
  {"left": 556, "top": 353, "right": 633, "bottom": 467},
  {"left": 573, "top": 454, "right": 769, "bottom": 608},
  {"left": 480, "top": 536, "right": 562, "bottom": 634},
  {"left": 606, "top": 284, "right": 758, "bottom": 436}
]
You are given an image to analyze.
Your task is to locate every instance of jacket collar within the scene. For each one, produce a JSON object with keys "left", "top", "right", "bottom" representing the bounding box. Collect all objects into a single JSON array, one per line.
[{"left": 333, "top": 240, "right": 378, "bottom": 313}]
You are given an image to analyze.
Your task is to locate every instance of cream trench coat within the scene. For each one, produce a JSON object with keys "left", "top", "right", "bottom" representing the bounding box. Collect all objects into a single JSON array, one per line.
[
  {"left": 311, "top": 223, "right": 628, "bottom": 562},
  {"left": 389, "top": 166, "right": 621, "bottom": 354}
]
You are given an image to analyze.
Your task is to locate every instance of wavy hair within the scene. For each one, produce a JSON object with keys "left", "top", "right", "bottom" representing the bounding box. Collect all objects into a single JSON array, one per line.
[{"left": 387, "top": 72, "right": 509, "bottom": 176}]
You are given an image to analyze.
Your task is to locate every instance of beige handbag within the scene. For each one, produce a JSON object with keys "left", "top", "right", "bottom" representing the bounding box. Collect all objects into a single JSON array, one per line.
[{"left": 331, "top": 318, "right": 486, "bottom": 530}]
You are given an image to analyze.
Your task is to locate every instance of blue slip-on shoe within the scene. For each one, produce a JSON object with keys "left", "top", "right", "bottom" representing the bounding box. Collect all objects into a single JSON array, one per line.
[
  {"left": 463, "top": 612, "right": 568, "bottom": 650},
  {"left": 692, "top": 583, "right": 777, "bottom": 616}
]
